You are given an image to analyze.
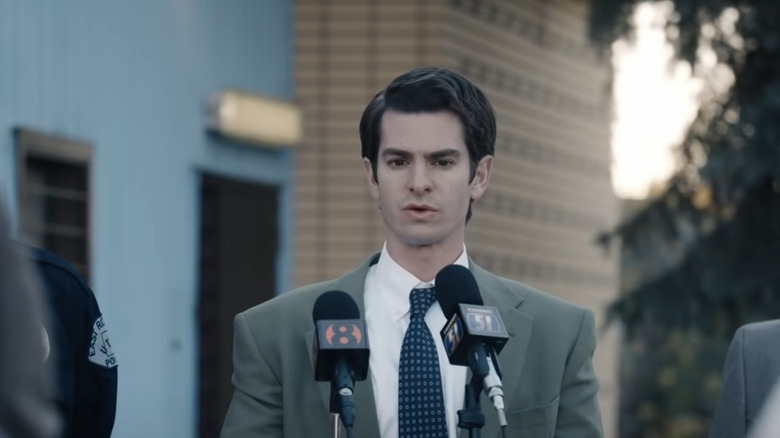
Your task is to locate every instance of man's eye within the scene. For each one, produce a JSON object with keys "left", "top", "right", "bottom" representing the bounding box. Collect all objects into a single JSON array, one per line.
[
  {"left": 435, "top": 160, "right": 454, "bottom": 167},
  {"left": 388, "top": 159, "right": 406, "bottom": 167}
]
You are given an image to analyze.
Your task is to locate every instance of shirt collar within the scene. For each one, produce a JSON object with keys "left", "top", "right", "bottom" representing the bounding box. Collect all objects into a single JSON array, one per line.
[{"left": 374, "top": 242, "right": 470, "bottom": 321}]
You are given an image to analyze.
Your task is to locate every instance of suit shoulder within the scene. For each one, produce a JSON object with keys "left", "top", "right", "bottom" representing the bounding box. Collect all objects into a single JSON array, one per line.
[
  {"left": 239, "top": 279, "right": 342, "bottom": 328},
  {"left": 738, "top": 318, "right": 780, "bottom": 335},
  {"left": 490, "top": 274, "right": 593, "bottom": 344},
  {"left": 735, "top": 319, "right": 780, "bottom": 347},
  {"left": 489, "top": 273, "right": 596, "bottom": 358},
  {"left": 238, "top": 254, "right": 377, "bottom": 324},
  {"left": 496, "top": 274, "right": 590, "bottom": 318}
]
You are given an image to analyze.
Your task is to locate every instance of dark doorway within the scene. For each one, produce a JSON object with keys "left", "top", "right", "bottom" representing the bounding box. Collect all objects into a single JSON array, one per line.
[{"left": 197, "top": 174, "right": 278, "bottom": 438}]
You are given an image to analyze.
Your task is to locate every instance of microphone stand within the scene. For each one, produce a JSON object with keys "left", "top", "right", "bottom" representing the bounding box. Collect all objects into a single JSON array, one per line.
[
  {"left": 457, "top": 347, "right": 490, "bottom": 438},
  {"left": 330, "top": 362, "right": 356, "bottom": 438},
  {"left": 331, "top": 413, "right": 342, "bottom": 438}
]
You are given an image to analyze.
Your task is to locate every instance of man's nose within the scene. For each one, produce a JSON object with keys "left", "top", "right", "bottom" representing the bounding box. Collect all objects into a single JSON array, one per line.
[{"left": 408, "top": 163, "right": 433, "bottom": 193}]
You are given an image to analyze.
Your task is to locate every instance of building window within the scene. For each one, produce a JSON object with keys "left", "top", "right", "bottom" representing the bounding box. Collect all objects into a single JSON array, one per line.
[{"left": 15, "top": 128, "right": 92, "bottom": 281}]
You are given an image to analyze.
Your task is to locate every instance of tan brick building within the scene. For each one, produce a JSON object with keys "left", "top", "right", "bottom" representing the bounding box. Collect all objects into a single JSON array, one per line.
[{"left": 294, "top": 0, "right": 620, "bottom": 435}]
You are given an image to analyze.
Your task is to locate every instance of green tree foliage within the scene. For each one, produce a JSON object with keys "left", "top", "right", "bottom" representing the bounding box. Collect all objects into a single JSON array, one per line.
[{"left": 589, "top": 1, "right": 780, "bottom": 436}]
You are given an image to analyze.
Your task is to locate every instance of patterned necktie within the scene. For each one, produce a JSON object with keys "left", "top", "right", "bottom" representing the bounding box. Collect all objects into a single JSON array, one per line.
[{"left": 398, "top": 287, "right": 448, "bottom": 438}]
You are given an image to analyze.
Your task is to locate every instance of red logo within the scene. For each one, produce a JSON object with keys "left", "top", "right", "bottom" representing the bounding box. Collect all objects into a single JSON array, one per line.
[{"left": 324, "top": 323, "right": 363, "bottom": 346}]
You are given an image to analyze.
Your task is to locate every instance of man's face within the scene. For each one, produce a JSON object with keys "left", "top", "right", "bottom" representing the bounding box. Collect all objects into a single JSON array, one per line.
[{"left": 363, "top": 110, "right": 492, "bottom": 249}]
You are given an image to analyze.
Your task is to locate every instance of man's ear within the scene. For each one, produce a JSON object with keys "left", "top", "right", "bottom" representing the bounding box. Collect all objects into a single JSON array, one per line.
[
  {"left": 363, "top": 158, "right": 380, "bottom": 200},
  {"left": 470, "top": 155, "right": 493, "bottom": 201}
]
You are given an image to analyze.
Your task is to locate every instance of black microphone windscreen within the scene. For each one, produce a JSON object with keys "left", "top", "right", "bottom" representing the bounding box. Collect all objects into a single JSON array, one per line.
[
  {"left": 312, "top": 290, "right": 360, "bottom": 322},
  {"left": 435, "top": 264, "right": 483, "bottom": 318}
]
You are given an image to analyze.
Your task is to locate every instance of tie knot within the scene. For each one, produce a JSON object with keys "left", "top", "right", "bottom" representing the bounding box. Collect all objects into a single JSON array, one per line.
[{"left": 409, "top": 287, "right": 436, "bottom": 318}]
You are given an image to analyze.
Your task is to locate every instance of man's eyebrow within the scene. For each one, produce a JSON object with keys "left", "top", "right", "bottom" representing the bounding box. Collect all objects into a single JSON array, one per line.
[
  {"left": 427, "top": 149, "right": 461, "bottom": 160},
  {"left": 381, "top": 148, "right": 412, "bottom": 158},
  {"left": 380, "top": 148, "right": 462, "bottom": 160}
]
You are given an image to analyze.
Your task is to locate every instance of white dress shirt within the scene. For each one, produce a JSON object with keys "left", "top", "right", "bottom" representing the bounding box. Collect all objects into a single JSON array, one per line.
[{"left": 364, "top": 243, "right": 469, "bottom": 438}]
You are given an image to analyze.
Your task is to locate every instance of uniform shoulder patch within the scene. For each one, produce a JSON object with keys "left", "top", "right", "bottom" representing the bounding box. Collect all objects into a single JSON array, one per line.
[{"left": 88, "top": 316, "right": 117, "bottom": 368}]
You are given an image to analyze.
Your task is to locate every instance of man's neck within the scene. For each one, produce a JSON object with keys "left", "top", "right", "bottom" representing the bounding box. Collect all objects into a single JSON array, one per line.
[{"left": 385, "top": 239, "right": 465, "bottom": 282}]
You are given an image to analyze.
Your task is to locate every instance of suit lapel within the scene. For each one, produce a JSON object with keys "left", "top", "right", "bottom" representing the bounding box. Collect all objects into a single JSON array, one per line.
[{"left": 304, "top": 254, "right": 381, "bottom": 438}]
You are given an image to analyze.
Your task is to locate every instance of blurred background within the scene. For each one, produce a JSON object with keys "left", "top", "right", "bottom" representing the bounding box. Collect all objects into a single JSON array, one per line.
[{"left": 1, "top": 0, "right": 776, "bottom": 437}]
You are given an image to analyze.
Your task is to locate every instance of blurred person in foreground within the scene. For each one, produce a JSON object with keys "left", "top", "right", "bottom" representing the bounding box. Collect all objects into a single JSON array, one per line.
[
  {"left": 0, "top": 198, "right": 60, "bottom": 438},
  {"left": 710, "top": 319, "right": 780, "bottom": 438},
  {"left": 13, "top": 242, "right": 118, "bottom": 438},
  {"left": 221, "top": 67, "right": 603, "bottom": 438}
]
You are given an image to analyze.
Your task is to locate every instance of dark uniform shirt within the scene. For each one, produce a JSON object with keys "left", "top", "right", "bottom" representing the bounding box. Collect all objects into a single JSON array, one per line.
[{"left": 21, "top": 243, "right": 118, "bottom": 438}]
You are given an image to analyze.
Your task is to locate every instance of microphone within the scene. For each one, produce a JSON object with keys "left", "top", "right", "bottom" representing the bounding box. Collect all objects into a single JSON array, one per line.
[
  {"left": 436, "top": 265, "right": 510, "bottom": 428},
  {"left": 312, "top": 290, "right": 370, "bottom": 434}
]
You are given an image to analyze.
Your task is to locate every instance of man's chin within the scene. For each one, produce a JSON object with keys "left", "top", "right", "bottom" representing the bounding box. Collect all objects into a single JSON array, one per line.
[{"left": 399, "top": 234, "right": 444, "bottom": 248}]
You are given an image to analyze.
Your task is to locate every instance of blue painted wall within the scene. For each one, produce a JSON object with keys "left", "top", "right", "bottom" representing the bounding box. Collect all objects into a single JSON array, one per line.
[{"left": 0, "top": 1, "right": 294, "bottom": 436}]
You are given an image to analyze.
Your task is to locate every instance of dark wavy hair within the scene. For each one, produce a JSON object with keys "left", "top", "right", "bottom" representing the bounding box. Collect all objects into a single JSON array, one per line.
[{"left": 359, "top": 66, "right": 496, "bottom": 222}]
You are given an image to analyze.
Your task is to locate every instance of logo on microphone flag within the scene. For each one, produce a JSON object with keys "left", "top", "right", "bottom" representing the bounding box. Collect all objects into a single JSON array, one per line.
[
  {"left": 324, "top": 322, "right": 363, "bottom": 346},
  {"left": 316, "top": 320, "right": 368, "bottom": 350},
  {"left": 465, "top": 309, "right": 502, "bottom": 334}
]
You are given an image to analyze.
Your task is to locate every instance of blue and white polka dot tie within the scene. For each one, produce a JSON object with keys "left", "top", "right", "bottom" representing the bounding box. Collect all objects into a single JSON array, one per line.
[{"left": 398, "top": 287, "right": 448, "bottom": 438}]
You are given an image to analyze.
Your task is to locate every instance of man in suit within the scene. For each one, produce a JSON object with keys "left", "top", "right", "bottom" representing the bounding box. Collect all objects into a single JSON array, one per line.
[
  {"left": 710, "top": 319, "right": 780, "bottom": 438},
  {"left": 221, "top": 67, "right": 604, "bottom": 438}
]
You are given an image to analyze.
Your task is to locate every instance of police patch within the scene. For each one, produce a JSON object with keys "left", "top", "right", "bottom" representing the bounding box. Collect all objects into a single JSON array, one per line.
[{"left": 88, "top": 316, "right": 117, "bottom": 368}]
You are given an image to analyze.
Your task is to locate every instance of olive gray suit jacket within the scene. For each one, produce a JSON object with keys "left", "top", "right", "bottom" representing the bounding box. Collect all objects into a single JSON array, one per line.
[
  {"left": 710, "top": 319, "right": 780, "bottom": 438},
  {"left": 221, "top": 254, "right": 603, "bottom": 438}
]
